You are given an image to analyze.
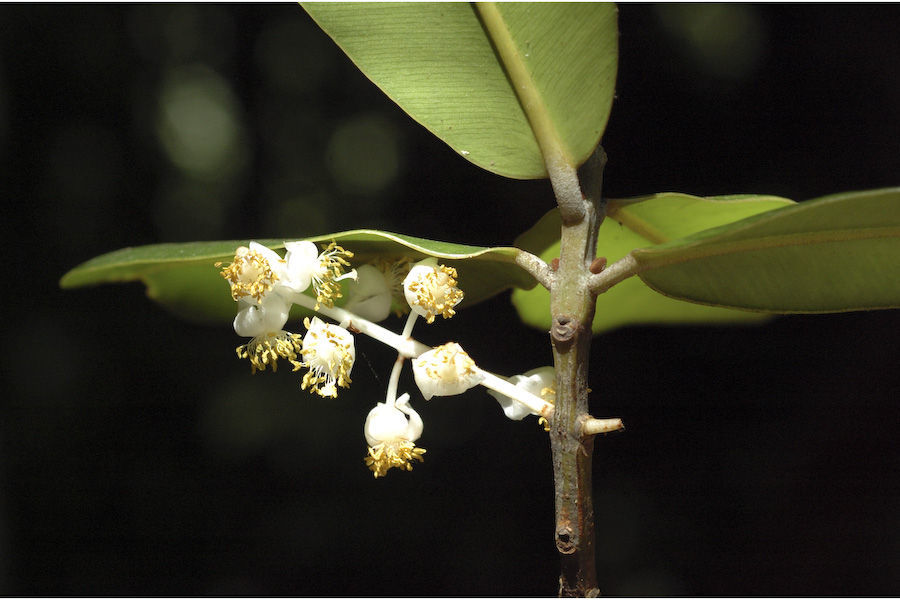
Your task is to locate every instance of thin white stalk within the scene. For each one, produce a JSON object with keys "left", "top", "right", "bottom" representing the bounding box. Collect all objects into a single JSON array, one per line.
[
  {"left": 290, "top": 292, "right": 429, "bottom": 358},
  {"left": 401, "top": 311, "right": 419, "bottom": 339},
  {"left": 385, "top": 355, "right": 404, "bottom": 406},
  {"left": 289, "top": 292, "right": 554, "bottom": 417},
  {"left": 474, "top": 368, "right": 555, "bottom": 418}
]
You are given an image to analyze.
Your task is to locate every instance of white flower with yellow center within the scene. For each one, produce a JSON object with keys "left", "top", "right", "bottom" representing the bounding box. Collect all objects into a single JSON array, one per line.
[
  {"left": 363, "top": 393, "right": 425, "bottom": 478},
  {"left": 218, "top": 242, "right": 288, "bottom": 304},
  {"left": 219, "top": 240, "right": 358, "bottom": 309},
  {"left": 295, "top": 316, "right": 355, "bottom": 398},
  {"left": 403, "top": 258, "right": 463, "bottom": 324},
  {"left": 285, "top": 240, "right": 357, "bottom": 309},
  {"left": 487, "top": 366, "right": 557, "bottom": 422},
  {"left": 231, "top": 292, "right": 303, "bottom": 374},
  {"left": 412, "top": 342, "right": 484, "bottom": 400}
]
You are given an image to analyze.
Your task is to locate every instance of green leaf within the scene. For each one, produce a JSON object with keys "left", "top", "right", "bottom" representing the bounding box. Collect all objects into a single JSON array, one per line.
[
  {"left": 60, "top": 230, "right": 537, "bottom": 324},
  {"left": 302, "top": 2, "right": 617, "bottom": 179},
  {"left": 634, "top": 188, "right": 900, "bottom": 313},
  {"left": 512, "top": 193, "right": 796, "bottom": 334}
]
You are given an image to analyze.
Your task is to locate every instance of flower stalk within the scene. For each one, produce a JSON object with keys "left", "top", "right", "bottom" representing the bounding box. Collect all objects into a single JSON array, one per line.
[{"left": 288, "top": 286, "right": 555, "bottom": 418}]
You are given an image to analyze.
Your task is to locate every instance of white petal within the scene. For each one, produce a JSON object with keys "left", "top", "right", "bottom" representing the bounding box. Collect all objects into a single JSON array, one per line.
[
  {"left": 488, "top": 366, "right": 556, "bottom": 420},
  {"left": 280, "top": 240, "right": 318, "bottom": 293},
  {"left": 343, "top": 264, "right": 393, "bottom": 322},
  {"left": 412, "top": 343, "right": 483, "bottom": 400},
  {"left": 364, "top": 401, "right": 412, "bottom": 447},
  {"left": 233, "top": 295, "right": 291, "bottom": 337},
  {"left": 248, "top": 241, "right": 283, "bottom": 265},
  {"left": 395, "top": 393, "right": 424, "bottom": 441},
  {"left": 402, "top": 261, "right": 436, "bottom": 320}
]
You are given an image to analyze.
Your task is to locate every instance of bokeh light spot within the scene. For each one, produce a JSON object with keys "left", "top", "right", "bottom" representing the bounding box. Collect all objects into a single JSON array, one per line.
[
  {"left": 656, "top": 4, "right": 765, "bottom": 82},
  {"left": 156, "top": 64, "right": 247, "bottom": 181}
]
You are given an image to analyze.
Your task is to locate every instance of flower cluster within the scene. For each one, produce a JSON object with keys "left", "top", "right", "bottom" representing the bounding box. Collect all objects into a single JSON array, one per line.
[
  {"left": 220, "top": 244, "right": 554, "bottom": 478},
  {"left": 218, "top": 240, "right": 362, "bottom": 382}
]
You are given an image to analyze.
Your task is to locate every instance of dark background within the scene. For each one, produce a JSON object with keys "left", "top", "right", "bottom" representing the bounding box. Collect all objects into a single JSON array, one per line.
[{"left": 1, "top": 4, "right": 898, "bottom": 596}]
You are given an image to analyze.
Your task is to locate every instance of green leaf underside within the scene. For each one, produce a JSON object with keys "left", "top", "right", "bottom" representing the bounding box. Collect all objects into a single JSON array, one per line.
[
  {"left": 302, "top": 2, "right": 617, "bottom": 179},
  {"left": 634, "top": 188, "right": 900, "bottom": 313},
  {"left": 513, "top": 193, "right": 798, "bottom": 334},
  {"left": 60, "top": 230, "right": 536, "bottom": 324}
]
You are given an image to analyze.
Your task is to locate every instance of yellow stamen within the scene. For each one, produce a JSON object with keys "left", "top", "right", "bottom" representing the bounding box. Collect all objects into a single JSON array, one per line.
[
  {"left": 407, "top": 264, "right": 463, "bottom": 323},
  {"left": 294, "top": 317, "right": 354, "bottom": 398},
  {"left": 312, "top": 241, "right": 355, "bottom": 309},
  {"left": 422, "top": 342, "right": 476, "bottom": 382},
  {"left": 364, "top": 440, "right": 426, "bottom": 478},
  {"left": 537, "top": 385, "right": 556, "bottom": 431},
  {"left": 236, "top": 330, "right": 303, "bottom": 374},
  {"left": 217, "top": 246, "right": 281, "bottom": 303}
]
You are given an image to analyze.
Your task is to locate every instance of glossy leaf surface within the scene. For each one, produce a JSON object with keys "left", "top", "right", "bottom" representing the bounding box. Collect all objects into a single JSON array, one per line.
[
  {"left": 512, "top": 193, "right": 796, "bottom": 333},
  {"left": 61, "top": 231, "right": 536, "bottom": 324},
  {"left": 303, "top": 2, "right": 617, "bottom": 179},
  {"left": 635, "top": 188, "right": 900, "bottom": 312}
]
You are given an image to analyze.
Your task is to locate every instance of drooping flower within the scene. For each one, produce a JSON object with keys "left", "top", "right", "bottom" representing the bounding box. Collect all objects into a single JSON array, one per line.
[
  {"left": 412, "top": 342, "right": 483, "bottom": 400},
  {"left": 342, "top": 264, "right": 393, "bottom": 323},
  {"left": 403, "top": 258, "right": 463, "bottom": 324},
  {"left": 295, "top": 316, "right": 355, "bottom": 398},
  {"left": 487, "top": 366, "right": 557, "bottom": 421},
  {"left": 232, "top": 294, "right": 302, "bottom": 374},
  {"left": 363, "top": 393, "right": 425, "bottom": 478}
]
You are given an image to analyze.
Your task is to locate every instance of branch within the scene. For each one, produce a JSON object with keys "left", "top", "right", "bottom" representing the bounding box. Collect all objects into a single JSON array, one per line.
[
  {"left": 516, "top": 250, "right": 555, "bottom": 290},
  {"left": 587, "top": 253, "right": 641, "bottom": 295},
  {"left": 581, "top": 416, "right": 624, "bottom": 436}
]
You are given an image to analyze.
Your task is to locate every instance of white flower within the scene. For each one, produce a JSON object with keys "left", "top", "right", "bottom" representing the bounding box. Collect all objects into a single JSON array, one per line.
[
  {"left": 403, "top": 258, "right": 463, "bottom": 323},
  {"left": 342, "top": 264, "right": 393, "bottom": 322},
  {"left": 363, "top": 393, "right": 425, "bottom": 478},
  {"left": 219, "top": 240, "right": 358, "bottom": 310},
  {"left": 279, "top": 240, "right": 318, "bottom": 294},
  {"left": 412, "top": 342, "right": 484, "bottom": 400},
  {"left": 286, "top": 240, "right": 357, "bottom": 309},
  {"left": 218, "top": 241, "right": 289, "bottom": 304},
  {"left": 296, "top": 317, "right": 355, "bottom": 398},
  {"left": 231, "top": 295, "right": 302, "bottom": 374},
  {"left": 488, "top": 366, "right": 556, "bottom": 421}
]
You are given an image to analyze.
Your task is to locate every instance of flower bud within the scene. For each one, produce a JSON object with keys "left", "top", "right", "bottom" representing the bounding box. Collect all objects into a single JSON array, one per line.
[
  {"left": 343, "top": 264, "right": 393, "bottom": 322},
  {"left": 488, "top": 366, "right": 556, "bottom": 420},
  {"left": 412, "top": 342, "right": 483, "bottom": 400}
]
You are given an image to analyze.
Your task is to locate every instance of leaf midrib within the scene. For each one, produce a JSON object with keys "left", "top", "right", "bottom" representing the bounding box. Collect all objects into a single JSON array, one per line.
[{"left": 475, "top": 2, "right": 572, "bottom": 172}]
